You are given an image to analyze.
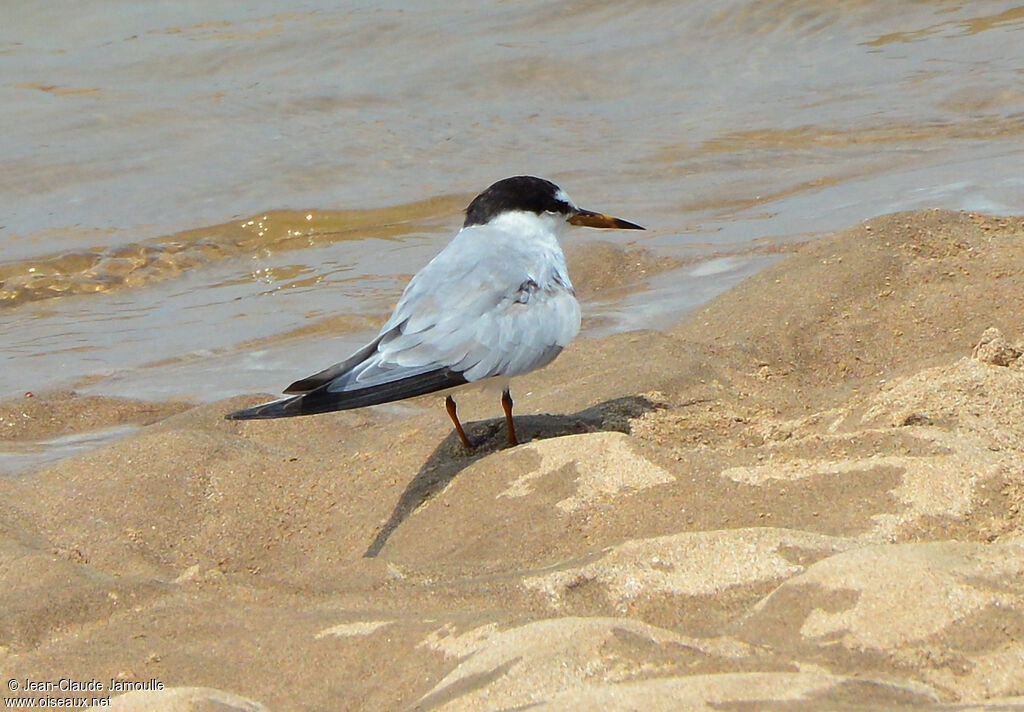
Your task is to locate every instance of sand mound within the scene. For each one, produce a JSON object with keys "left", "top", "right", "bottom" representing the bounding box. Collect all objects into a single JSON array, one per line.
[{"left": 4, "top": 209, "right": 1024, "bottom": 710}]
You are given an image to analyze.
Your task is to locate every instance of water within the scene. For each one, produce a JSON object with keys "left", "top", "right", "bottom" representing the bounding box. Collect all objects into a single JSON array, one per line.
[{"left": 3, "top": 0, "right": 1024, "bottom": 408}]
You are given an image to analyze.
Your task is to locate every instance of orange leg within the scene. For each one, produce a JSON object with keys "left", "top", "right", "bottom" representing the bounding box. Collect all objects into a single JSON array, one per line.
[
  {"left": 501, "top": 388, "right": 519, "bottom": 447},
  {"left": 445, "top": 395, "right": 472, "bottom": 449}
]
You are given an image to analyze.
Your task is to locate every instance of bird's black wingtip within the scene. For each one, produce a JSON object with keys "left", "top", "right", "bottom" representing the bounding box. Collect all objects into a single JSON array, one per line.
[
  {"left": 224, "top": 396, "right": 298, "bottom": 421},
  {"left": 224, "top": 368, "right": 470, "bottom": 421},
  {"left": 224, "top": 407, "right": 258, "bottom": 421}
]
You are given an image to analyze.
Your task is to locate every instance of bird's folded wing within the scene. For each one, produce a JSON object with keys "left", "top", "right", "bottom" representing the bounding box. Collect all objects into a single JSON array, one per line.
[
  {"left": 283, "top": 337, "right": 383, "bottom": 393},
  {"left": 224, "top": 366, "right": 468, "bottom": 419},
  {"left": 326, "top": 249, "right": 581, "bottom": 393}
]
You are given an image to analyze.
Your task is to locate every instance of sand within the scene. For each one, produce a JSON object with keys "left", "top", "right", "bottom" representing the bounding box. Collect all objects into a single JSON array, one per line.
[{"left": 2, "top": 209, "right": 1024, "bottom": 711}]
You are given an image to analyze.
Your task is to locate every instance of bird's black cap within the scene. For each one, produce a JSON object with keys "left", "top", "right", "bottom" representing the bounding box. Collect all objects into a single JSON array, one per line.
[{"left": 463, "top": 176, "right": 573, "bottom": 228}]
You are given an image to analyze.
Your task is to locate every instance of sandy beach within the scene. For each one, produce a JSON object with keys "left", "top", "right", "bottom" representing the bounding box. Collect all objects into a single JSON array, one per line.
[{"left": 2, "top": 208, "right": 1024, "bottom": 711}]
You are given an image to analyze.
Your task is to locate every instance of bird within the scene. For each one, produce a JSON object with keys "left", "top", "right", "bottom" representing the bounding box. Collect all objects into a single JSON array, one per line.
[{"left": 225, "top": 175, "right": 644, "bottom": 448}]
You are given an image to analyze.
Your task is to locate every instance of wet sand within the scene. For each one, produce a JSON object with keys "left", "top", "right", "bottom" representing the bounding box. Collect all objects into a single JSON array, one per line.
[{"left": 2, "top": 209, "right": 1024, "bottom": 711}]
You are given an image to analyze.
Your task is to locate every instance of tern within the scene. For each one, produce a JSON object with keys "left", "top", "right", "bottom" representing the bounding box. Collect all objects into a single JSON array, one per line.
[{"left": 226, "top": 175, "right": 644, "bottom": 448}]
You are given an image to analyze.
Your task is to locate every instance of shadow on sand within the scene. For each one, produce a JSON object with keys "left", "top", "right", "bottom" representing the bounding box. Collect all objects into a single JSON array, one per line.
[{"left": 363, "top": 394, "right": 661, "bottom": 557}]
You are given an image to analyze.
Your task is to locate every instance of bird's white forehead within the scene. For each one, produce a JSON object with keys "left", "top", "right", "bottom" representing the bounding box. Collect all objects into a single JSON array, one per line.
[{"left": 554, "top": 187, "right": 575, "bottom": 209}]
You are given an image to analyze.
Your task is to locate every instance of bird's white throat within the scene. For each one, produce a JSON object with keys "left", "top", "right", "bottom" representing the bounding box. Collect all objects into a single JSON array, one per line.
[{"left": 477, "top": 209, "right": 570, "bottom": 244}]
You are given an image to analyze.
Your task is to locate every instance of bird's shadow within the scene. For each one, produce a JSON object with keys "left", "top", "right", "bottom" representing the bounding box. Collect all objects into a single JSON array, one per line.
[{"left": 363, "top": 394, "right": 661, "bottom": 558}]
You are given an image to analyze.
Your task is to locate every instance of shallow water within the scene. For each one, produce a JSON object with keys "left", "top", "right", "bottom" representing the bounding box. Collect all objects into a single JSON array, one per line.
[{"left": 3, "top": 0, "right": 1024, "bottom": 405}]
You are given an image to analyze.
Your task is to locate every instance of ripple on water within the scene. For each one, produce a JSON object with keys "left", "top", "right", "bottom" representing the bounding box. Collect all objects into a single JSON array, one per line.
[{"left": 0, "top": 196, "right": 466, "bottom": 309}]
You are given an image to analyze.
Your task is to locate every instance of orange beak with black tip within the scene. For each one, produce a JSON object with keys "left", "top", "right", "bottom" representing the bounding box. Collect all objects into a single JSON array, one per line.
[{"left": 568, "top": 209, "right": 645, "bottom": 230}]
